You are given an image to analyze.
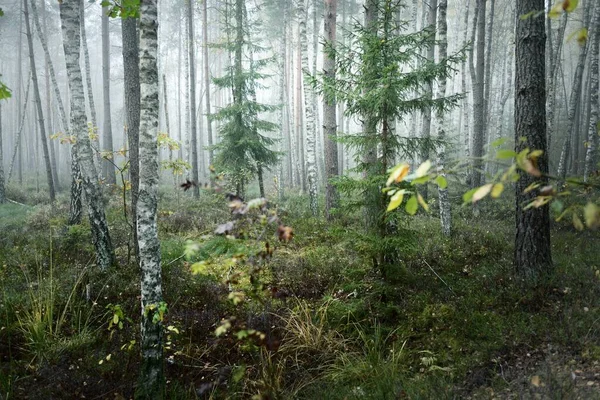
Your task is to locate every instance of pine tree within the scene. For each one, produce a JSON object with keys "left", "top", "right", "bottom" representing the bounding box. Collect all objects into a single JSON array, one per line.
[
  {"left": 317, "top": 0, "right": 461, "bottom": 236},
  {"left": 211, "top": 0, "right": 278, "bottom": 197}
]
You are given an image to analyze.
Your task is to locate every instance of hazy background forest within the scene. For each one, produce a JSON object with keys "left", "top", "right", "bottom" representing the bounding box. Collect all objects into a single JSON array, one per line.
[{"left": 0, "top": 0, "right": 599, "bottom": 398}]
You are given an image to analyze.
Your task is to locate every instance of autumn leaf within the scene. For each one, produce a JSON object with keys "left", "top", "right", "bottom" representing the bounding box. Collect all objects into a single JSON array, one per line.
[
  {"left": 584, "top": 203, "right": 599, "bottom": 229},
  {"left": 387, "top": 163, "right": 410, "bottom": 186},
  {"left": 531, "top": 375, "right": 541, "bottom": 387},
  {"left": 387, "top": 191, "right": 404, "bottom": 212},
  {"left": 472, "top": 184, "right": 493, "bottom": 203},
  {"left": 415, "top": 160, "right": 432, "bottom": 178},
  {"left": 573, "top": 213, "right": 584, "bottom": 231},
  {"left": 562, "top": 0, "right": 578, "bottom": 12},
  {"left": 491, "top": 183, "right": 504, "bottom": 199},
  {"left": 277, "top": 225, "right": 294, "bottom": 242}
]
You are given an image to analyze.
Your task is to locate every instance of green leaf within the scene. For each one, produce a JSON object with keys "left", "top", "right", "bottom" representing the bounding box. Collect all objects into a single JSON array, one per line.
[
  {"left": 462, "top": 188, "right": 478, "bottom": 204},
  {"left": 0, "top": 8, "right": 4, "bottom": 17},
  {"left": 405, "top": 196, "right": 418, "bottom": 215},
  {"left": 387, "top": 191, "right": 404, "bottom": 212},
  {"left": 491, "top": 138, "right": 507, "bottom": 148},
  {"left": 190, "top": 261, "right": 209, "bottom": 275},
  {"left": 435, "top": 175, "right": 448, "bottom": 189},
  {"left": 411, "top": 175, "right": 431, "bottom": 185},
  {"left": 551, "top": 200, "right": 564, "bottom": 214},
  {"left": 573, "top": 213, "right": 584, "bottom": 231},
  {"left": 496, "top": 149, "right": 517, "bottom": 159}
]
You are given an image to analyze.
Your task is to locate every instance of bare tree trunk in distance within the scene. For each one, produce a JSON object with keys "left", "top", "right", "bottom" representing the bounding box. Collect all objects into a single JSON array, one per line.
[
  {"left": 24, "top": 0, "right": 55, "bottom": 203},
  {"left": 59, "top": 0, "right": 116, "bottom": 270},
  {"left": 187, "top": 0, "right": 199, "bottom": 198},
  {"left": 514, "top": 0, "right": 552, "bottom": 280},
  {"left": 0, "top": 102, "right": 5, "bottom": 203},
  {"left": 471, "top": 0, "right": 486, "bottom": 188},
  {"left": 202, "top": 0, "right": 214, "bottom": 178},
  {"left": 323, "top": 0, "right": 339, "bottom": 220},
  {"left": 102, "top": 5, "right": 116, "bottom": 184},
  {"left": 584, "top": 4, "right": 600, "bottom": 182}
]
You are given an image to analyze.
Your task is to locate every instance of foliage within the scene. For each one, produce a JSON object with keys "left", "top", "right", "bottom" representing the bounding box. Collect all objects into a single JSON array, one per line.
[
  {"left": 312, "top": 0, "right": 463, "bottom": 234},
  {"left": 210, "top": 0, "right": 279, "bottom": 196}
]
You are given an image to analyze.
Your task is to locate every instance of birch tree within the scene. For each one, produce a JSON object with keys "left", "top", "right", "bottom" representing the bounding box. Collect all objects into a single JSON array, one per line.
[
  {"left": 136, "top": 0, "right": 165, "bottom": 395},
  {"left": 59, "top": 0, "right": 115, "bottom": 270},
  {"left": 187, "top": 0, "right": 199, "bottom": 198},
  {"left": 584, "top": 4, "right": 600, "bottom": 182},
  {"left": 0, "top": 101, "right": 4, "bottom": 204},
  {"left": 471, "top": 0, "right": 486, "bottom": 188},
  {"left": 436, "top": 0, "right": 451, "bottom": 236},
  {"left": 101, "top": 4, "right": 116, "bottom": 184},
  {"left": 299, "top": 0, "right": 318, "bottom": 216},
  {"left": 202, "top": 0, "right": 213, "bottom": 178}
]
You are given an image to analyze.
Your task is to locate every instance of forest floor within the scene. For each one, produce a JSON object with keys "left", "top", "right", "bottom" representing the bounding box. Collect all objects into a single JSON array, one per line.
[{"left": 1, "top": 183, "right": 599, "bottom": 399}]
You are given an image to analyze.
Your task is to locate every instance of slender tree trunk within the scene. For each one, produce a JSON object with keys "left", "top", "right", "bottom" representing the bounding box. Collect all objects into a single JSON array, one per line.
[
  {"left": 547, "top": 13, "right": 567, "bottom": 151},
  {"left": 136, "top": 0, "right": 164, "bottom": 396},
  {"left": 420, "top": 0, "right": 437, "bottom": 200},
  {"left": 277, "top": 1, "right": 288, "bottom": 199},
  {"left": 557, "top": 4, "right": 594, "bottom": 179},
  {"left": 471, "top": 0, "right": 486, "bottom": 188},
  {"left": 323, "top": 0, "right": 338, "bottom": 220},
  {"left": 17, "top": 1, "right": 23, "bottom": 185},
  {"left": 187, "top": 0, "right": 199, "bottom": 197},
  {"left": 24, "top": 0, "right": 55, "bottom": 202},
  {"left": 101, "top": 5, "right": 116, "bottom": 184},
  {"left": 122, "top": 16, "right": 140, "bottom": 263},
  {"left": 162, "top": 74, "right": 171, "bottom": 161},
  {"left": 59, "top": 0, "right": 115, "bottom": 270},
  {"left": 514, "top": 0, "right": 552, "bottom": 279},
  {"left": 299, "top": 0, "right": 318, "bottom": 215},
  {"left": 80, "top": 0, "right": 101, "bottom": 168},
  {"left": 177, "top": 8, "right": 183, "bottom": 164},
  {"left": 38, "top": 0, "right": 59, "bottom": 190},
  {"left": 483, "top": 0, "right": 495, "bottom": 140},
  {"left": 584, "top": 4, "right": 600, "bottom": 182},
  {"left": 8, "top": 75, "right": 31, "bottom": 183},
  {"left": 0, "top": 102, "right": 4, "bottom": 203},
  {"left": 436, "top": 0, "right": 451, "bottom": 236},
  {"left": 202, "top": 0, "right": 213, "bottom": 178}
]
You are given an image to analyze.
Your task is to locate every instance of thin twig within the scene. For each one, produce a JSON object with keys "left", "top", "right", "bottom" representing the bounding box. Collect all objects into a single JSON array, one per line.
[{"left": 422, "top": 259, "right": 456, "bottom": 296}]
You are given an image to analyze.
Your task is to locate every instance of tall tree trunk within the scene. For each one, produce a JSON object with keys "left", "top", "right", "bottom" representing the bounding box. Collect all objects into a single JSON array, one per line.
[
  {"left": 0, "top": 102, "right": 4, "bottom": 203},
  {"left": 546, "top": 12, "right": 568, "bottom": 151},
  {"left": 80, "top": 0, "right": 101, "bottom": 168},
  {"left": 420, "top": 0, "right": 437, "bottom": 201},
  {"left": 8, "top": 74, "right": 31, "bottom": 184},
  {"left": 460, "top": 0, "right": 471, "bottom": 159},
  {"left": 584, "top": 4, "right": 600, "bottom": 182},
  {"left": 436, "top": 0, "right": 451, "bottom": 237},
  {"left": 557, "top": 4, "right": 593, "bottom": 179},
  {"left": 122, "top": 16, "right": 140, "bottom": 263},
  {"left": 24, "top": 0, "right": 55, "bottom": 203},
  {"left": 277, "top": 1, "right": 288, "bottom": 199},
  {"left": 514, "top": 0, "right": 552, "bottom": 279},
  {"left": 101, "top": 5, "right": 116, "bottom": 184},
  {"left": 323, "top": 0, "right": 338, "bottom": 219},
  {"left": 39, "top": 0, "right": 59, "bottom": 190},
  {"left": 59, "top": 0, "right": 115, "bottom": 270},
  {"left": 162, "top": 74, "right": 171, "bottom": 161},
  {"left": 483, "top": 0, "right": 495, "bottom": 139},
  {"left": 471, "top": 0, "right": 486, "bottom": 188},
  {"left": 299, "top": 0, "right": 318, "bottom": 215},
  {"left": 136, "top": 0, "right": 164, "bottom": 396},
  {"left": 202, "top": 0, "right": 213, "bottom": 178},
  {"left": 187, "top": 0, "right": 199, "bottom": 197},
  {"left": 17, "top": 0, "right": 24, "bottom": 185}
]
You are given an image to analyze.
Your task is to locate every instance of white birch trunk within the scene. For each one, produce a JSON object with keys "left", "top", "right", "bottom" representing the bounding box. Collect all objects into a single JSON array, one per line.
[
  {"left": 299, "top": 0, "right": 318, "bottom": 215},
  {"left": 584, "top": 5, "right": 600, "bottom": 182},
  {"left": 59, "top": 0, "right": 115, "bottom": 269},
  {"left": 137, "top": 0, "right": 164, "bottom": 394}
]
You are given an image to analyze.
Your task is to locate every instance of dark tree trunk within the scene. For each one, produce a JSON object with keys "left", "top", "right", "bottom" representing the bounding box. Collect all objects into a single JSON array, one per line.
[
  {"left": 514, "top": 0, "right": 552, "bottom": 280},
  {"left": 122, "top": 16, "right": 140, "bottom": 263}
]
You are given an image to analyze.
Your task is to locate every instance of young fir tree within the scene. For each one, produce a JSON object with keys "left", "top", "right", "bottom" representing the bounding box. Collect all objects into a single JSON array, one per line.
[
  {"left": 210, "top": 0, "right": 278, "bottom": 198},
  {"left": 317, "top": 0, "right": 462, "bottom": 238}
]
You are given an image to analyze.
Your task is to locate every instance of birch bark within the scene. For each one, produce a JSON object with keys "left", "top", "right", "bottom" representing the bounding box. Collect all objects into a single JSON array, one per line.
[{"left": 59, "top": 0, "right": 115, "bottom": 270}]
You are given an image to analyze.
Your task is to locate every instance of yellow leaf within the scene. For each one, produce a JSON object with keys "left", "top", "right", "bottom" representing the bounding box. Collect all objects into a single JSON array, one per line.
[
  {"left": 576, "top": 28, "right": 588, "bottom": 46},
  {"left": 531, "top": 375, "right": 541, "bottom": 387},
  {"left": 573, "top": 213, "right": 584, "bottom": 231},
  {"left": 387, "top": 191, "right": 404, "bottom": 212},
  {"left": 387, "top": 163, "right": 410, "bottom": 186},
  {"left": 548, "top": 3, "right": 563, "bottom": 18},
  {"left": 491, "top": 183, "right": 504, "bottom": 199},
  {"left": 472, "top": 184, "right": 493, "bottom": 203},
  {"left": 417, "top": 193, "right": 429, "bottom": 212},
  {"left": 584, "top": 202, "right": 599, "bottom": 229},
  {"left": 415, "top": 160, "right": 432, "bottom": 178}
]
